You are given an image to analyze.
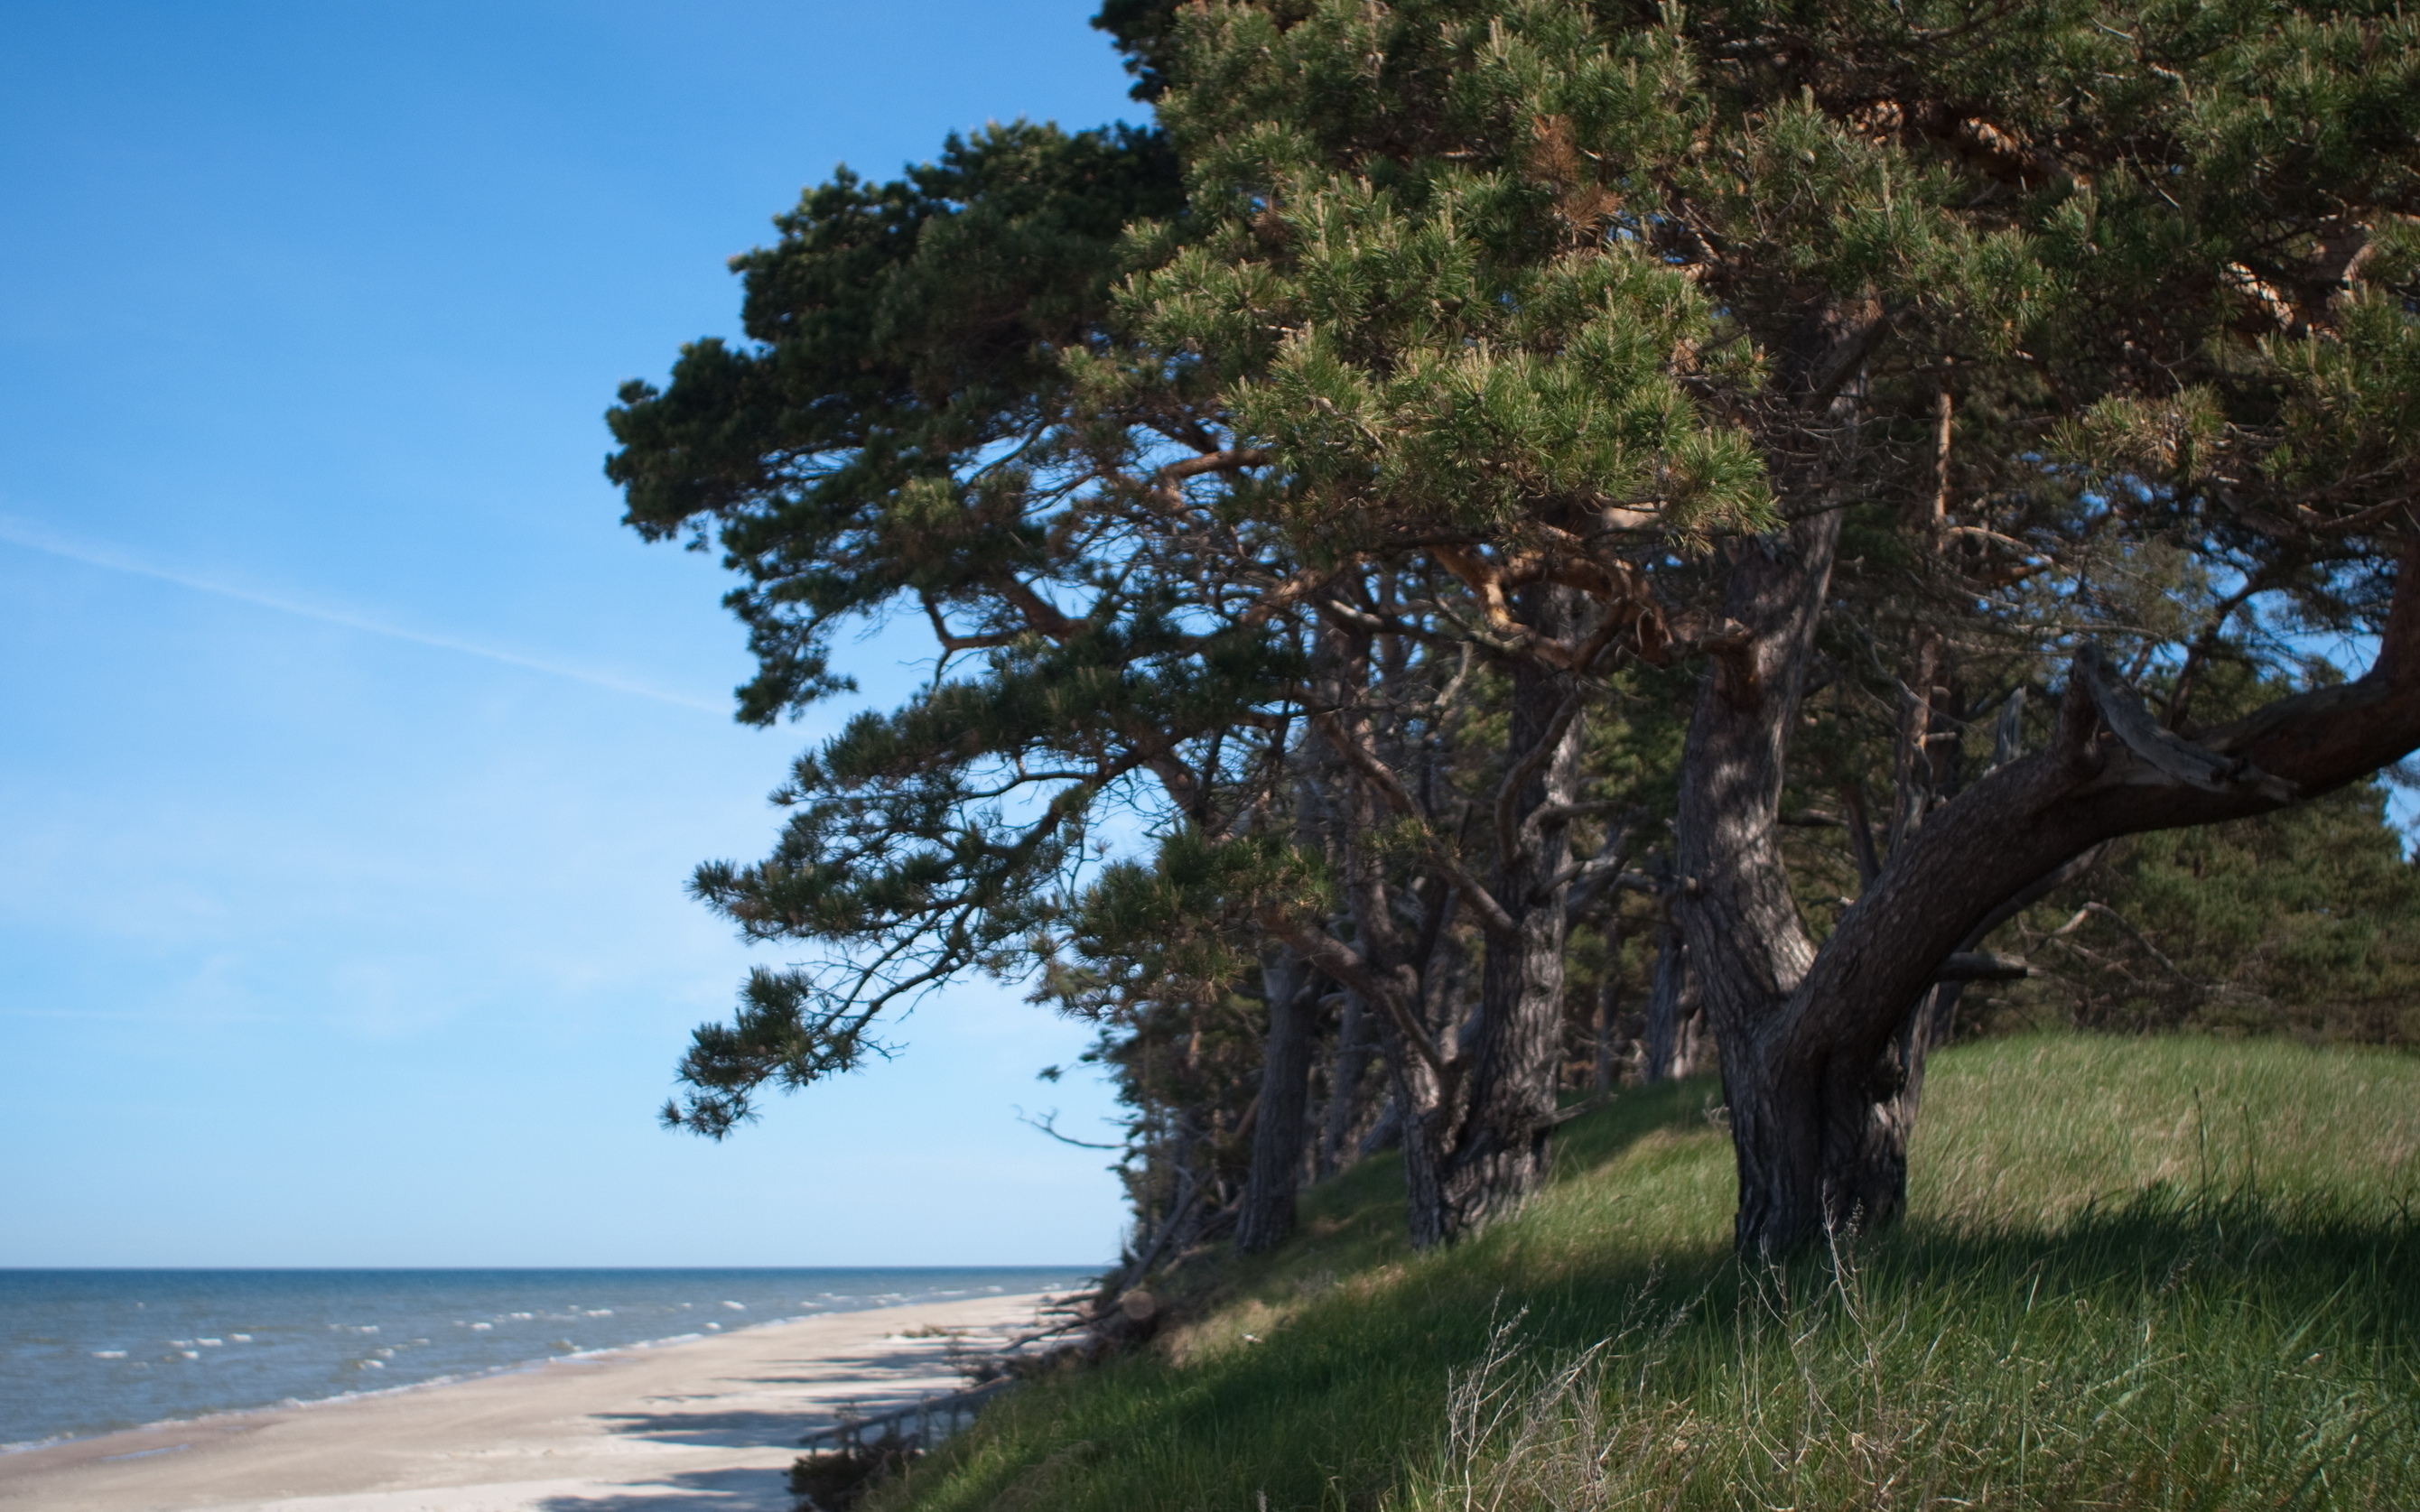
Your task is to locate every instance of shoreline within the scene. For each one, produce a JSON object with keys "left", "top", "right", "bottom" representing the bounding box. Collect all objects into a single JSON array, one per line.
[
  {"left": 1, "top": 1332, "right": 716, "bottom": 1460},
  {"left": 1, "top": 1274, "right": 1083, "bottom": 1455},
  {"left": 0, "top": 1305, "right": 990, "bottom": 1458},
  {"left": 0, "top": 1289, "right": 1055, "bottom": 1511}
]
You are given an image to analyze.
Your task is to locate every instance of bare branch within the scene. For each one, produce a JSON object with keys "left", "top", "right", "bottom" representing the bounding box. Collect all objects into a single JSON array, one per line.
[
  {"left": 2080, "top": 900, "right": 2200, "bottom": 986},
  {"left": 2072, "top": 644, "right": 2298, "bottom": 802},
  {"left": 1261, "top": 912, "right": 1449, "bottom": 1080},
  {"left": 1306, "top": 709, "right": 1520, "bottom": 939},
  {"left": 1937, "top": 951, "right": 2032, "bottom": 981},
  {"left": 1552, "top": 820, "right": 1639, "bottom": 915},
  {"left": 1498, "top": 688, "right": 1586, "bottom": 858},
  {"left": 1013, "top": 1107, "right": 1127, "bottom": 1150},
  {"left": 918, "top": 595, "right": 1021, "bottom": 659}
]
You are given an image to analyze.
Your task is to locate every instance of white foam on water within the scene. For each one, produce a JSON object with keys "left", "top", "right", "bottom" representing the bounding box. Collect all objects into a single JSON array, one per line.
[{"left": 3, "top": 1270, "right": 1083, "bottom": 1452}]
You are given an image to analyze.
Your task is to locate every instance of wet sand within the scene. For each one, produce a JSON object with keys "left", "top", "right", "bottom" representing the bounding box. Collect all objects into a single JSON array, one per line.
[{"left": 0, "top": 1291, "right": 1048, "bottom": 1511}]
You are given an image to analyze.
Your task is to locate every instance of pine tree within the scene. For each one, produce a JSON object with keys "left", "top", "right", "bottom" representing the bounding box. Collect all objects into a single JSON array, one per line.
[
  {"left": 613, "top": 0, "right": 2420, "bottom": 1262},
  {"left": 1126, "top": 0, "right": 2420, "bottom": 1252}
]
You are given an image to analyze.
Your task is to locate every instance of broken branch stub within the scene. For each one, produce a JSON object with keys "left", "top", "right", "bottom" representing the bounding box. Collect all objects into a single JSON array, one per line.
[{"left": 2072, "top": 645, "right": 2298, "bottom": 803}]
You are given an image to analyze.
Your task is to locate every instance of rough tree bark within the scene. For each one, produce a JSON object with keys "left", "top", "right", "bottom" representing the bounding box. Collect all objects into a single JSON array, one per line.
[
  {"left": 1642, "top": 907, "right": 1708, "bottom": 1082},
  {"left": 1234, "top": 951, "right": 1316, "bottom": 1253},
  {"left": 1688, "top": 524, "right": 2420, "bottom": 1255},
  {"left": 1274, "top": 584, "right": 1606, "bottom": 1248},
  {"left": 1674, "top": 501, "right": 1842, "bottom": 1253},
  {"left": 1274, "top": 612, "right": 1465, "bottom": 1245},
  {"left": 1433, "top": 585, "right": 1588, "bottom": 1235}
]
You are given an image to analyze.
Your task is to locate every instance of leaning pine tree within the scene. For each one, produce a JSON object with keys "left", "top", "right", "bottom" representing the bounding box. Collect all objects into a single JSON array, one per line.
[
  {"left": 605, "top": 110, "right": 1382, "bottom": 1263},
  {"left": 617, "top": 0, "right": 2420, "bottom": 1264},
  {"left": 605, "top": 121, "right": 1308, "bottom": 1134},
  {"left": 1134, "top": 0, "right": 2420, "bottom": 1253}
]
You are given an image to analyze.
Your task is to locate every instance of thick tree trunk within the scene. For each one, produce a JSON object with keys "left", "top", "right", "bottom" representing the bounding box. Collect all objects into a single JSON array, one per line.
[
  {"left": 1818, "top": 839, "right": 2098, "bottom": 1229},
  {"left": 1235, "top": 951, "right": 1315, "bottom": 1253},
  {"left": 1674, "top": 502, "right": 1843, "bottom": 1254},
  {"left": 1699, "top": 525, "right": 2420, "bottom": 1256},
  {"left": 1438, "top": 897, "right": 1568, "bottom": 1232},
  {"left": 1676, "top": 489, "right": 2005, "bottom": 1246},
  {"left": 1392, "top": 1053, "right": 1454, "bottom": 1249},
  {"left": 1432, "top": 588, "right": 1587, "bottom": 1239},
  {"left": 1280, "top": 611, "right": 1477, "bottom": 1247}
]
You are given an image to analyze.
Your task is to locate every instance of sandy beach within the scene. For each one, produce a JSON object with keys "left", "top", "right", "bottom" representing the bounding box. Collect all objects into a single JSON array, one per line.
[{"left": 0, "top": 1290, "right": 1051, "bottom": 1512}]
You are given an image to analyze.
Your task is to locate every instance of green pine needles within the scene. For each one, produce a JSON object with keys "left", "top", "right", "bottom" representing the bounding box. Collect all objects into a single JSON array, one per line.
[{"left": 612, "top": 0, "right": 2420, "bottom": 1260}]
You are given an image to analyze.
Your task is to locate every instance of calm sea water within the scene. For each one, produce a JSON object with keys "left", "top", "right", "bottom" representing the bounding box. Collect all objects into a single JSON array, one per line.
[{"left": 0, "top": 1267, "right": 1089, "bottom": 1450}]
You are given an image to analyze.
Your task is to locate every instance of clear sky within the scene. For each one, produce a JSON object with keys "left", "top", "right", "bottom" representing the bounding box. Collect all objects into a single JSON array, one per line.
[{"left": 0, "top": 0, "right": 1142, "bottom": 1267}]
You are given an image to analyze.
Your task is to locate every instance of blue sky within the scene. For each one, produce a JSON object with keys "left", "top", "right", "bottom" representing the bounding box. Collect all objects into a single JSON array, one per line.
[{"left": 0, "top": 1, "right": 1141, "bottom": 1266}]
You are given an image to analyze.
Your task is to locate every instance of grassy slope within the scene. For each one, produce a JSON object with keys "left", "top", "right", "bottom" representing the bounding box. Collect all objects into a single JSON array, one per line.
[{"left": 878, "top": 1037, "right": 2420, "bottom": 1510}]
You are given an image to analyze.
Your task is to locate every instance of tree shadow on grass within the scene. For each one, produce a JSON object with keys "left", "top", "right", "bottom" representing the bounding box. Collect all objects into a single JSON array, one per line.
[
  {"left": 1876, "top": 1182, "right": 2420, "bottom": 1348},
  {"left": 907, "top": 1127, "right": 2420, "bottom": 1512},
  {"left": 1550, "top": 1072, "right": 1728, "bottom": 1178}
]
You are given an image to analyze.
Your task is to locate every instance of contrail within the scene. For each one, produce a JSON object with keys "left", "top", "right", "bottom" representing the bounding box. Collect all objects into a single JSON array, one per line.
[{"left": 0, "top": 515, "right": 727, "bottom": 714}]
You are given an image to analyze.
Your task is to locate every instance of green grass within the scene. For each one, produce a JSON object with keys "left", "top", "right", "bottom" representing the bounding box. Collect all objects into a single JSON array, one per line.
[{"left": 872, "top": 1036, "right": 2420, "bottom": 1510}]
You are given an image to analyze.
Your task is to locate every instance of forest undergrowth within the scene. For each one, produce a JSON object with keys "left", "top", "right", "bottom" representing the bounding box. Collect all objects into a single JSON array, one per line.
[{"left": 871, "top": 1035, "right": 2420, "bottom": 1511}]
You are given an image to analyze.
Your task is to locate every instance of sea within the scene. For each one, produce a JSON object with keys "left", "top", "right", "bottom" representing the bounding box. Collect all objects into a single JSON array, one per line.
[{"left": 0, "top": 1267, "right": 1092, "bottom": 1452}]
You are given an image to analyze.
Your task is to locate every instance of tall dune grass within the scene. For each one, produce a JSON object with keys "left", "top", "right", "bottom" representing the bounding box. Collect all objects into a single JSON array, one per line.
[
  {"left": 876, "top": 1036, "right": 2420, "bottom": 1511},
  {"left": 1411, "top": 1192, "right": 2420, "bottom": 1508}
]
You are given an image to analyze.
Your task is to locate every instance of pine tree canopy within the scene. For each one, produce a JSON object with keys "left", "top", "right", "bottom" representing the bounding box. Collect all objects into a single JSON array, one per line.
[
  {"left": 1138, "top": 0, "right": 2415, "bottom": 610},
  {"left": 607, "top": 121, "right": 1186, "bottom": 723},
  {"left": 612, "top": 0, "right": 2420, "bottom": 1251}
]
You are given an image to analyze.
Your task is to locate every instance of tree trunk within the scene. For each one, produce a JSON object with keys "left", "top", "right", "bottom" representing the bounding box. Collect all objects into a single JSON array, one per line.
[
  {"left": 1592, "top": 915, "right": 1629, "bottom": 1092},
  {"left": 1698, "top": 523, "right": 2420, "bottom": 1254},
  {"left": 1641, "top": 913, "right": 1707, "bottom": 1081},
  {"left": 1235, "top": 951, "right": 1315, "bottom": 1253},
  {"left": 1281, "top": 609, "right": 1476, "bottom": 1246},
  {"left": 1438, "top": 898, "right": 1568, "bottom": 1232},
  {"left": 1674, "top": 500, "right": 1843, "bottom": 1255},
  {"left": 1430, "top": 588, "right": 1588, "bottom": 1239},
  {"left": 1318, "top": 988, "right": 1373, "bottom": 1176},
  {"left": 1392, "top": 1053, "right": 1454, "bottom": 1249}
]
